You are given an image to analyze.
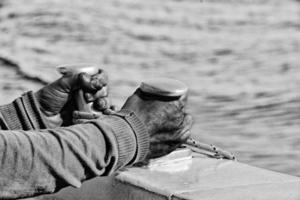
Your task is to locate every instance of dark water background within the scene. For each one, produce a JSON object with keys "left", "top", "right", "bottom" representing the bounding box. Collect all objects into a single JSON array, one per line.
[{"left": 1, "top": 0, "right": 300, "bottom": 176}]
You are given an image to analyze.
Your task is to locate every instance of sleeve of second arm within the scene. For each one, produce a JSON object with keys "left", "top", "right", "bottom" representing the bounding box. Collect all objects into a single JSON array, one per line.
[{"left": 0, "top": 112, "right": 149, "bottom": 199}]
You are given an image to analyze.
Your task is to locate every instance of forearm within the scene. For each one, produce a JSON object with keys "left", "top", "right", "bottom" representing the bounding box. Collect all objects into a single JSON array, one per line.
[{"left": 0, "top": 112, "right": 148, "bottom": 199}]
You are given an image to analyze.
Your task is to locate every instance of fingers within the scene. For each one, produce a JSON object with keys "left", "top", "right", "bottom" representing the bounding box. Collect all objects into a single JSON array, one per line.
[
  {"left": 154, "top": 105, "right": 185, "bottom": 133},
  {"left": 78, "top": 71, "right": 111, "bottom": 114},
  {"left": 147, "top": 141, "right": 182, "bottom": 159},
  {"left": 176, "top": 114, "right": 193, "bottom": 141},
  {"left": 72, "top": 104, "right": 117, "bottom": 125},
  {"left": 73, "top": 111, "right": 101, "bottom": 120},
  {"left": 154, "top": 100, "right": 186, "bottom": 132},
  {"left": 78, "top": 70, "right": 108, "bottom": 93},
  {"left": 100, "top": 105, "right": 118, "bottom": 115},
  {"left": 93, "top": 97, "right": 110, "bottom": 111},
  {"left": 73, "top": 110, "right": 103, "bottom": 124},
  {"left": 58, "top": 67, "right": 108, "bottom": 94},
  {"left": 84, "top": 86, "right": 108, "bottom": 102},
  {"left": 152, "top": 113, "right": 193, "bottom": 142},
  {"left": 77, "top": 69, "right": 113, "bottom": 114},
  {"left": 91, "top": 70, "right": 109, "bottom": 89},
  {"left": 147, "top": 114, "right": 192, "bottom": 159},
  {"left": 73, "top": 118, "right": 93, "bottom": 124},
  {"left": 93, "top": 98, "right": 118, "bottom": 114}
]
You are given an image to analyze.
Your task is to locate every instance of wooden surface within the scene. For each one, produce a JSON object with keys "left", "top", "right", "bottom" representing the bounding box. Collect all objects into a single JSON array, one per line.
[
  {"left": 113, "top": 151, "right": 300, "bottom": 200},
  {"left": 45, "top": 150, "right": 300, "bottom": 200}
]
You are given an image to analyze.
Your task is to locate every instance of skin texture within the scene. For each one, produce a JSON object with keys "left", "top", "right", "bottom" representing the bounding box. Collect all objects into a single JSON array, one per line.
[
  {"left": 35, "top": 68, "right": 192, "bottom": 160},
  {"left": 35, "top": 70, "right": 114, "bottom": 128},
  {"left": 122, "top": 89, "right": 192, "bottom": 159}
]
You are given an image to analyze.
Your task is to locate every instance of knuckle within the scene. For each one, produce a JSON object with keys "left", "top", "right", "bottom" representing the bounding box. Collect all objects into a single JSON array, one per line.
[{"left": 94, "top": 97, "right": 110, "bottom": 111}]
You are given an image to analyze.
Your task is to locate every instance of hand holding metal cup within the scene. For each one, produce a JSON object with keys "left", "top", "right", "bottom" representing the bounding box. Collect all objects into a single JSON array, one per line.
[
  {"left": 121, "top": 78, "right": 191, "bottom": 160},
  {"left": 137, "top": 78, "right": 235, "bottom": 160},
  {"left": 57, "top": 63, "right": 116, "bottom": 123}
]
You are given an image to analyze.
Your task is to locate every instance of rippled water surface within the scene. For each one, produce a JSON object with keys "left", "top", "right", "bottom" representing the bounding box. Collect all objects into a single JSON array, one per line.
[{"left": 1, "top": 0, "right": 300, "bottom": 176}]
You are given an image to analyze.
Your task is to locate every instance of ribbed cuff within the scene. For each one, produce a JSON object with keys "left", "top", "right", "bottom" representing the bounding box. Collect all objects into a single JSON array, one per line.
[
  {"left": 99, "top": 116, "right": 136, "bottom": 169},
  {"left": 21, "top": 91, "right": 48, "bottom": 129},
  {"left": 0, "top": 100, "right": 23, "bottom": 130},
  {"left": 0, "top": 91, "right": 48, "bottom": 130},
  {"left": 112, "top": 110, "right": 149, "bottom": 165}
]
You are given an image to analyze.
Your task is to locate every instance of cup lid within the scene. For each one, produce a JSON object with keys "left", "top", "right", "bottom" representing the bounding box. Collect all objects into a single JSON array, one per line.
[
  {"left": 140, "top": 78, "right": 188, "bottom": 97},
  {"left": 57, "top": 63, "right": 99, "bottom": 75}
]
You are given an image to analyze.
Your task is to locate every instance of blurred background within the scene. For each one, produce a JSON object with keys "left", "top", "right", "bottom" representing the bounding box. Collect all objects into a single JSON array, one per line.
[{"left": 0, "top": 0, "right": 300, "bottom": 176}]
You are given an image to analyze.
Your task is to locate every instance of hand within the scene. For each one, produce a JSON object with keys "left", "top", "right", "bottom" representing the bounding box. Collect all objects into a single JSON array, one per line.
[
  {"left": 35, "top": 68, "right": 112, "bottom": 128},
  {"left": 122, "top": 89, "right": 192, "bottom": 159}
]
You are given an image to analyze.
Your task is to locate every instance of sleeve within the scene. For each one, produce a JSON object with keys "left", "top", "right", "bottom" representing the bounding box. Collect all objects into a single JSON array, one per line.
[
  {"left": 0, "top": 91, "right": 48, "bottom": 130},
  {"left": 0, "top": 110, "right": 149, "bottom": 199}
]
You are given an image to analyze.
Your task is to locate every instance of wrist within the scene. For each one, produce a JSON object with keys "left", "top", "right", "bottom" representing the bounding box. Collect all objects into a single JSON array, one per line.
[{"left": 111, "top": 110, "right": 150, "bottom": 165}]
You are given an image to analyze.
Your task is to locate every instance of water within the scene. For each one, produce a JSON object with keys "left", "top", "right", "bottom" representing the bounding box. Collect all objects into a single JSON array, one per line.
[{"left": 0, "top": 0, "right": 300, "bottom": 176}]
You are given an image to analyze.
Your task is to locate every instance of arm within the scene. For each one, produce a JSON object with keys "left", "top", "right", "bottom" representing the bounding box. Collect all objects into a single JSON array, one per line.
[
  {"left": 0, "top": 91, "right": 48, "bottom": 130},
  {"left": 0, "top": 111, "right": 148, "bottom": 199},
  {"left": 0, "top": 67, "right": 110, "bottom": 131}
]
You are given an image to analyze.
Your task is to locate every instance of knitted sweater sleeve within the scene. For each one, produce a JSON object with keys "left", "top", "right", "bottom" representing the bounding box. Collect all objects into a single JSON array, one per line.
[
  {"left": 0, "top": 92, "right": 149, "bottom": 199},
  {"left": 0, "top": 91, "right": 48, "bottom": 130}
]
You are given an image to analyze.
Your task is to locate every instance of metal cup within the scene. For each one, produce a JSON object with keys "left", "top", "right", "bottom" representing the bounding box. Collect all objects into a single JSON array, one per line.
[{"left": 139, "top": 78, "right": 188, "bottom": 101}]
